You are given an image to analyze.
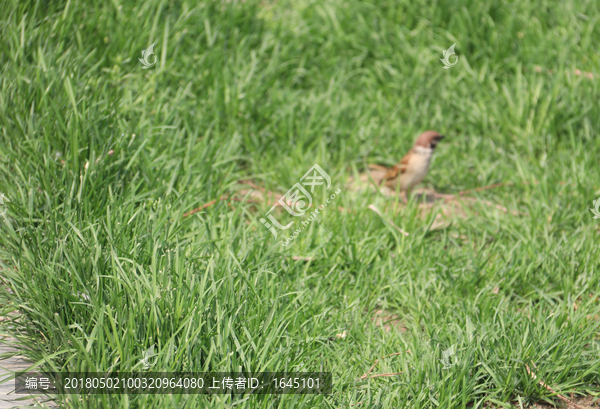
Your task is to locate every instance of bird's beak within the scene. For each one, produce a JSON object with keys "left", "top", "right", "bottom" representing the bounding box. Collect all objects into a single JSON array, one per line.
[{"left": 439, "top": 135, "right": 445, "bottom": 139}]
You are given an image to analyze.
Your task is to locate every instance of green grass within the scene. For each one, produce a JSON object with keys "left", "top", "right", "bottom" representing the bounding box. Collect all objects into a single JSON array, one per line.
[{"left": 1, "top": 0, "right": 600, "bottom": 407}]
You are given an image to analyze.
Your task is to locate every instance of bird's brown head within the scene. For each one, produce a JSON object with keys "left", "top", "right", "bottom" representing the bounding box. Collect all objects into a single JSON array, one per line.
[{"left": 415, "top": 131, "right": 445, "bottom": 149}]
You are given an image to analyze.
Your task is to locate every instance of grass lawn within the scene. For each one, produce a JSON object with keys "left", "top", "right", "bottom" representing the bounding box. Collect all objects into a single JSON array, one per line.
[{"left": 1, "top": 0, "right": 600, "bottom": 407}]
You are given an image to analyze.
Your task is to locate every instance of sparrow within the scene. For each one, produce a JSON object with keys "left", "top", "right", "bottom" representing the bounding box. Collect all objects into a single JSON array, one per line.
[{"left": 368, "top": 130, "right": 445, "bottom": 194}]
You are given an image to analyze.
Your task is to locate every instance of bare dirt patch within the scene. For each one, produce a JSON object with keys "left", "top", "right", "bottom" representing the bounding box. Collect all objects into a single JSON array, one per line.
[{"left": 371, "top": 309, "right": 407, "bottom": 333}]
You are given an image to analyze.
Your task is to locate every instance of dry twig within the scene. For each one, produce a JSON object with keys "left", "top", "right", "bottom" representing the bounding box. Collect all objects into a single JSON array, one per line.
[
  {"left": 183, "top": 198, "right": 221, "bottom": 217},
  {"left": 458, "top": 180, "right": 540, "bottom": 196},
  {"left": 363, "top": 372, "right": 403, "bottom": 379},
  {"left": 359, "top": 351, "right": 409, "bottom": 380},
  {"left": 458, "top": 182, "right": 514, "bottom": 196},
  {"left": 525, "top": 364, "right": 589, "bottom": 409}
]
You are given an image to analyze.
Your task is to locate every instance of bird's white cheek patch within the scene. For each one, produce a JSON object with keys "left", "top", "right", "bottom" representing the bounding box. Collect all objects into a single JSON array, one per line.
[{"left": 413, "top": 146, "right": 433, "bottom": 155}]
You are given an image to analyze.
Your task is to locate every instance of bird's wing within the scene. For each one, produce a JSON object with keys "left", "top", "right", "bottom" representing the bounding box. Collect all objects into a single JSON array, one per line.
[
  {"left": 367, "top": 164, "right": 390, "bottom": 172},
  {"left": 382, "top": 151, "right": 410, "bottom": 181}
]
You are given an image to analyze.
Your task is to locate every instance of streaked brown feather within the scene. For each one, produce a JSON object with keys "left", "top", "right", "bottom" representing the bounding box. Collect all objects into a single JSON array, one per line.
[
  {"left": 367, "top": 164, "right": 390, "bottom": 172},
  {"left": 382, "top": 151, "right": 410, "bottom": 181}
]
